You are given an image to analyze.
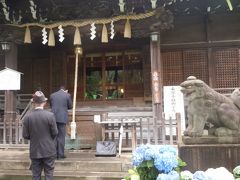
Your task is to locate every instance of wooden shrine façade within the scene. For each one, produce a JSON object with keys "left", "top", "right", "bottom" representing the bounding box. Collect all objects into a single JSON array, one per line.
[{"left": 0, "top": 0, "right": 239, "bottom": 153}]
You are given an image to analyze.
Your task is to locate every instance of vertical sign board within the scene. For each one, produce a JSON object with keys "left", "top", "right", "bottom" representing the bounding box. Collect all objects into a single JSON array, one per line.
[
  {"left": 152, "top": 71, "right": 161, "bottom": 103},
  {"left": 0, "top": 68, "right": 22, "bottom": 90},
  {"left": 163, "top": 86, "right": 185, "bottom": 135}
]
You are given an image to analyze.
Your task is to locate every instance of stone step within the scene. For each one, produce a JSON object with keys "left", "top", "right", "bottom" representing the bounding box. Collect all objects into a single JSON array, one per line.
[
  {"left": 0, "top": 149, "right": 132, "bottom": 180},
  {"left": 0, "top": 170, "right": 127, "bottom": 180},
  {"left": 0, "top": 159, "right": 127, "bottom": 172}
]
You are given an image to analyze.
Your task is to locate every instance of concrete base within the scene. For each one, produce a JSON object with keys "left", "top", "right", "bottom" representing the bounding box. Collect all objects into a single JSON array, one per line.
[
  {"left": 178, "top": 143, "right": 240, "bottom": 172},
  {"left": 65, "top": 135, "right": 81, "bottom": 150},
  {"left": 182, "top": 135, "right": 240, "bottom": 144}
]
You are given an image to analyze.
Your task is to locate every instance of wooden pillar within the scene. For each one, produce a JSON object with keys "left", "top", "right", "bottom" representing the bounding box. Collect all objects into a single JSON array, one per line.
[
  {"left": 208, "top": 48, "right": 216, "bottom": 88},
  {"left": 150, "top": 32, "right": 165, "bottom": 144},
  {"left": 4, "top": 42, "right": 18, "bottom": 144}
]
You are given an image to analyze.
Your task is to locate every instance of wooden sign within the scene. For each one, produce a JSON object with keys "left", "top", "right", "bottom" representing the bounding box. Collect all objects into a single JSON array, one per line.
[
  {"left": 163, "top": 86, "right": 186, "bottom": 134},
  {"left": 0, "top": 68, "right": 22, "bottom": 90}
]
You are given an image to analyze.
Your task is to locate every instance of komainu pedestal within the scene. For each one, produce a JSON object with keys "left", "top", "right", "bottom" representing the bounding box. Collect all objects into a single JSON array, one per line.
[{"left": 179, "top": 142, "right": 240, "bottom": 172}]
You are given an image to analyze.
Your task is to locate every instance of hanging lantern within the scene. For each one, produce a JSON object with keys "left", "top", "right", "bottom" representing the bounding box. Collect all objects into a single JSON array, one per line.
[
  {"left": 24, "top": 26, "right": 32, "bottom": 43},
  {"left": 48, "top": 28, "right": 55, "bottom": 46},
  {"left": 73, "top": 27, "right": 82, "bottom": 45},
  {"left": 101, "top": 24, "right": 108, "bottom": 43},
  {"left": 124, "top": 19, "right": 131, "bottom": 38}
]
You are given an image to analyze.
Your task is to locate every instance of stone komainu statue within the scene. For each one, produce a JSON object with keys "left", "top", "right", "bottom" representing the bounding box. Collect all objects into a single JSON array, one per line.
[{"left": 180, "top": 76, "right": 240, "bottom": 137}]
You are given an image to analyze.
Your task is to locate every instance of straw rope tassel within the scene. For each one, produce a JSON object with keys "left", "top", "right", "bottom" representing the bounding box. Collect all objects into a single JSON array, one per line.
[
  {"left": 124, "top": 19, "right": 131, "bottom": 38},
  {"left": 10, "top": 10, "right": 155, "bottom": 28},
  {"left": 24, "top": 26, "right": 32, "bottom": 43},
  {"left": 73, "top": 27, "right": 82, "bottom": 45},
  {"left": 48, "top": 29, "right": 55, "bottom": 46},
  {"left": 101, "top": 24, "right": 108, "bottom": 43}
]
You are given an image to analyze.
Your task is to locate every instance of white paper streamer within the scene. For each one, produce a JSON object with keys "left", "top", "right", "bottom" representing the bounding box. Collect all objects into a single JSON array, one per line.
[
  {"left": 110, "top": 21, "right": 115, "bottom": 39},
  {"left": 58, "top": 25, "right": 65, "bottom": 42},
  {"left": 29, "top": 0, "right": 37, "bottom": 19},
  {"left": 90, "top": 23, "right": 96, "bottom": 40},
  {"left": 151, "top": 0, "right": 157, "bottom": 9},
  {"left": 1, "top": 1, "right": 10, "bottom": 21},
  {"left": 42, "top": 28, "right": 48, "bottom": 45},
  {"left": 119, "top": 0, "right": 125, "bottom": 12}
]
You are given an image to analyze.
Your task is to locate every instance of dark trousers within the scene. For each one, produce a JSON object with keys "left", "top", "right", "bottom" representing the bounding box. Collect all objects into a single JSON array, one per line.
[
  {"left": 56, "top": 123, "right": 66, "bottom": 158},
  {"left": 31, "top": 156, "right": 55, "bottom": 180}
]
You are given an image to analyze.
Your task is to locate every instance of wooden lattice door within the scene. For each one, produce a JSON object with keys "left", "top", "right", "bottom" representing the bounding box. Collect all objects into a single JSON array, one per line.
[
  {"left": 162, "top": 51, "right": 183, "bottom": 86},
  {"left": 183, "top": 49, "right": 208, "bottom": 84},
  {"left": 214, "top": 48, "right": 240, "bottom": 88}
]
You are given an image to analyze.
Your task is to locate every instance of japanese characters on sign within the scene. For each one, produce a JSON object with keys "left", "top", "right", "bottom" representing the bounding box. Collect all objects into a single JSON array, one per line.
[{"left": 152, "top": 71, "right": 161, "bottom": 103}]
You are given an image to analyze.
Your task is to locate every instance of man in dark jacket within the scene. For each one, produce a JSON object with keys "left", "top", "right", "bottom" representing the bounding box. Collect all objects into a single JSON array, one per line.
[
  {"left": 23, "top": 91, "right": 58, "bottom": 180},
  {"left": 50, "top": 86, "right": 73, "bottom": 159}
]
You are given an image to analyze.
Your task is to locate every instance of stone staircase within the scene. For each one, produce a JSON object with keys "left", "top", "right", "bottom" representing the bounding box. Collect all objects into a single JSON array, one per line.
[{"left": 0, "top": 149, "right": 132, "bottom": 180}]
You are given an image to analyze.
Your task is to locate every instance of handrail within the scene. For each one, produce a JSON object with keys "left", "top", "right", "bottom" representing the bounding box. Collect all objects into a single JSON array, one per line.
[
  {"left": 16, "top": 100, "right": 32, "bottom": 144},
  {"left": 17, "top": 100, "right": 32, "bottom": 122}
]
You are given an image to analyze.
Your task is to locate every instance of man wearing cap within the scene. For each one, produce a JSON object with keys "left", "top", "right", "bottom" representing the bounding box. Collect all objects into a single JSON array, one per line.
[
  {"left": 50, "top": 86, "right": 72, "bottom": 159},
  {"left": 23, "top": 91, "right": 58, "bottom": 180}
]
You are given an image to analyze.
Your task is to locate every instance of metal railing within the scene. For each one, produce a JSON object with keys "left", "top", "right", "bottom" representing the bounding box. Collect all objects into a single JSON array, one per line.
[{"left": 0, "top": 93, "right": 32, "bottom": 111}]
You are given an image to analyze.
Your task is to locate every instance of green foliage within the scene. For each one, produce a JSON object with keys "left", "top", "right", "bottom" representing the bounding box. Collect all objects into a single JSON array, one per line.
[
  {"left": 233, "top": 165, "right": 240, "bottom": 178},
  {"left": 85, "top": 71, "right": 102, "bottom": 99},
  {"left": 136, "top": 160, "right": 159, "bottom": 180},
  {"left": 124, "top": 167, "right": 139, "bottom": 180},
  {"left": 175, "top": 157, "right": 187, "bottom": 173},
  {"left": 124, "top": 160, "right": 159, "bottom": 180}
]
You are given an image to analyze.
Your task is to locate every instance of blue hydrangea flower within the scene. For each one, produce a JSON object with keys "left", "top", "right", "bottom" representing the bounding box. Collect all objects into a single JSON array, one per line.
[
  {"left": 157, "top": 171, "right": 179, "bottom": 180},
  {"left": 159, "top": 145, "right": 177, "bottom": 156},
  {"left": 144, "top": 146, "right": 157, "bottom": 160},
  {"left": 167, "top": 170, "right": 180, "bottom": 180},
  {"left": 157, "top": 173, "right": 168, "bottom": 180},
  {"left": 132, "top": 152, "right": 144, "bottom": 167},
  {"left": 135, "top": 144, "right": 149, "bottom": 155},
  {"left": 193, "top": 171, "right": 209, "bottom": 180},
  {"left": 154, "top": 152, "right": 178, "bottom": 173},
  {"left": 181, "top": 170, "right": 193, "bottom": 180}
]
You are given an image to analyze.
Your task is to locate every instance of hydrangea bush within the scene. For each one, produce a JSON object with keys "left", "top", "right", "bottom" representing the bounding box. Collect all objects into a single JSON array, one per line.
[
  {"left": 124, "top": 144, "right": 237, "bottom": 180},
  {"left": 124, "top": 144, "right": 186, "bottom": 180}
]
